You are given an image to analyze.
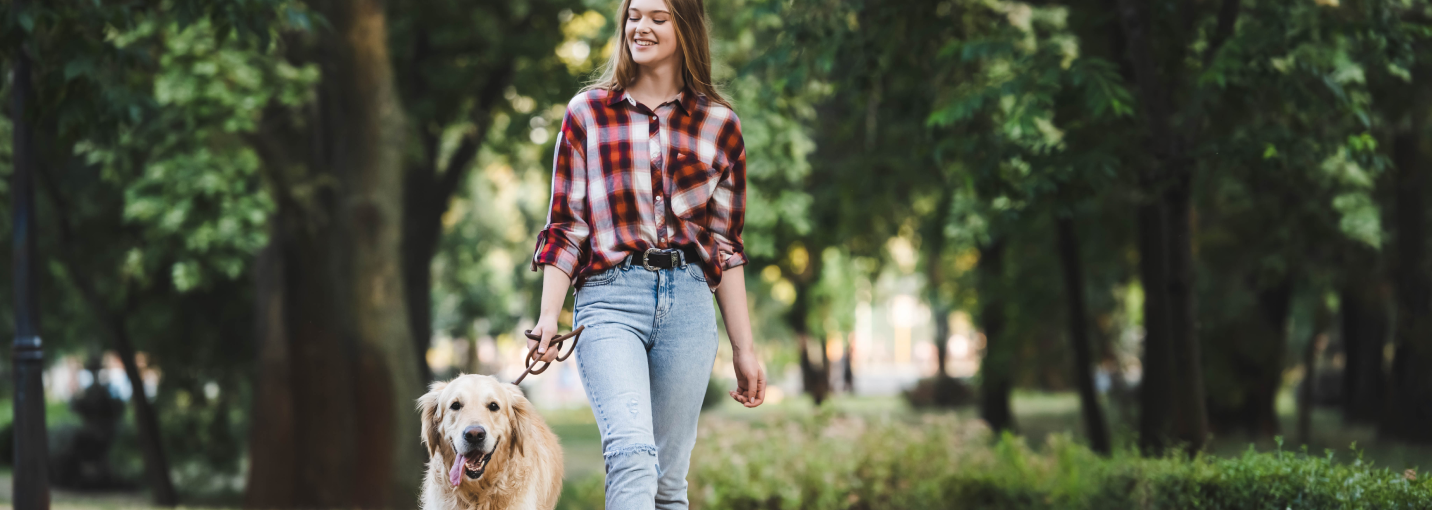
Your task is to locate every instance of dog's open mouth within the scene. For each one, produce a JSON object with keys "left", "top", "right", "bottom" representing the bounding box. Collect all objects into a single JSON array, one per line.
[{"left": 449, "top": 448, "right": 495, "bottom": 486}]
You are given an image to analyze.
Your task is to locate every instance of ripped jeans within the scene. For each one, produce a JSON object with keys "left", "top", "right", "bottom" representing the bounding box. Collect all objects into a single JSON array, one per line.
[{"left": 573, "top": 256, "right": 719, "bottom": 510}]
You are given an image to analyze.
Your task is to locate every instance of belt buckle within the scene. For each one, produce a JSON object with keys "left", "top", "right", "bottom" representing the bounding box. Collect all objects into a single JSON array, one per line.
[{"left": 642, "top": 248, "right": 662, "bottom": 271}]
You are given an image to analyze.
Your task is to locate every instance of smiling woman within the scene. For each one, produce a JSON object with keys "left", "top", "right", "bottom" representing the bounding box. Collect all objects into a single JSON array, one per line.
[
  {"left": 527, "top": 0, "right": 765, "bottom": 508},
  {"left": 581, "top": 0, "right": 730, "bottom": 110}
]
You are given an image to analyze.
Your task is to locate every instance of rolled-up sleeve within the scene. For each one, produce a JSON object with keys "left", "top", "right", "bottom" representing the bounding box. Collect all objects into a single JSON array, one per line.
[
  {"left": 709, "top": 118, "right": 747, "bottom": 270},
  {"left": 531, "top": 110, "right": 589, "bottom": 279}
]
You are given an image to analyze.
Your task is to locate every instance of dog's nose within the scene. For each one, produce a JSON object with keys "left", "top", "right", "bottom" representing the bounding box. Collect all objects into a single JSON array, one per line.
[{"left": 463, "top": 425, "right": 487, "bottom": 446}]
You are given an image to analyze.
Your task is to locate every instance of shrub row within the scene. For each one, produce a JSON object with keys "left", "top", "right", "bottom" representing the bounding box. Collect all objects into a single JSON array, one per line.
[{"left": 562, "top": 411, "right": 1431, "bottom": 509}]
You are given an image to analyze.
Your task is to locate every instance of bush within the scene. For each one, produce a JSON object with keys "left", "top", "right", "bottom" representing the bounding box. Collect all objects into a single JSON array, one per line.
[
  {"left": 679, "top": 412, "right": 1431, "bottom": 509},
  {"left": 558, "top": 411, "right": 1430, "bottom": 509},
  {"left": 901, "top": 375, "right": 975, "bottom": 408}
]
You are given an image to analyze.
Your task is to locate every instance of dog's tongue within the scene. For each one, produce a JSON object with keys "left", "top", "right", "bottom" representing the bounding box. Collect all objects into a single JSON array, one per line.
[{"left": 449, "top": 455, "right": 465, "bottom": 487}]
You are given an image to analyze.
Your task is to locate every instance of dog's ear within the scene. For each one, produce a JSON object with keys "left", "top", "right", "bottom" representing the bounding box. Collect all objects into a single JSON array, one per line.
[
  {"left": 417, "top": 381, "right": 449, "bottom": 458},
  {"left": 504, "top": 384, "right": 533, "bottom": 458}
]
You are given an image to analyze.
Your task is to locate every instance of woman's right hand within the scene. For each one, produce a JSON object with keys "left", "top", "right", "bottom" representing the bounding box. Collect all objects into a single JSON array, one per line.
[
  {"left": 529, "top": 265, "right": 574, "bottom": 364},
  {"left": 528, "top": 314, "right": 562, "bottom": 363}
]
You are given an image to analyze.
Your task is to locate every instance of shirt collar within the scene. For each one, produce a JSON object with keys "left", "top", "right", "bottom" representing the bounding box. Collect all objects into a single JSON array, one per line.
[{"left": 606, "top": 87, "right": 698, "bottom": 115}]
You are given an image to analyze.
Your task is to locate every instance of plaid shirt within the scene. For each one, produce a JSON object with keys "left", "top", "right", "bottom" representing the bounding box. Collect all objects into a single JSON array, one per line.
[{"left": 531, "top": 87, "right": 748, "bottom": 290}]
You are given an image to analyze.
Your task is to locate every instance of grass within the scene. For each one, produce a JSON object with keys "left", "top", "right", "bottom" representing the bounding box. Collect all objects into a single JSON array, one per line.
[
  {"left": 540, "top": 407, "right": 604, "bottom": 480},
  {"left": 0, "top": 398, "right": 83, "bottom": 428}
]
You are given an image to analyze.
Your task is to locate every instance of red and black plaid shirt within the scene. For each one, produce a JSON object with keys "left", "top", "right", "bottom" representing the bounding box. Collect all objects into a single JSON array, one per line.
[{"left": 531, "top": 87, "right": 748, "bottom": 290}]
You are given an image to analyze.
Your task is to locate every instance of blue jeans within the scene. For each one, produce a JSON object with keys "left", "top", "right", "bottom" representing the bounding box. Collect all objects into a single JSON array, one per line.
[{"left": 573, "top": 256, "right": 718, "bottom": 510}]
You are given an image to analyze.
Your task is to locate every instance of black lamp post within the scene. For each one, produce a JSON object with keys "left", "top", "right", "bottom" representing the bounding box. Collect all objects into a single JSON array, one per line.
[{"left": 12, "top": 0, "right": 52, "bottom": 505}]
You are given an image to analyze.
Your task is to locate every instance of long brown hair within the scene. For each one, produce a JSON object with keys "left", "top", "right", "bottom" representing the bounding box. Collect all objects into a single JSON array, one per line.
[{"left": 583, "top": 0, "right": 731, "bottom": 108}]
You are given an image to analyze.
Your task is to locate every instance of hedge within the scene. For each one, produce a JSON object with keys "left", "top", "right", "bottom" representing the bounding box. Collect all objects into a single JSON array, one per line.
[{"left": 559, "top": 411, "right": 1431, "bottom": 509}]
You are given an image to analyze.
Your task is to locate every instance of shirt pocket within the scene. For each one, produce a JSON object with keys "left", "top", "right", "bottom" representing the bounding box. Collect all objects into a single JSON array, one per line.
[{"left": 666, "top": 151, "right": 721, "bottom": 220}]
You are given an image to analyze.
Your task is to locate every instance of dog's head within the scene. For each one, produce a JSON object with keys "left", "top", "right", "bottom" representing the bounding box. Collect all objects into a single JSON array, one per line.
[{"left": 417, "top": 374, "right": 536, "bottom": 487}]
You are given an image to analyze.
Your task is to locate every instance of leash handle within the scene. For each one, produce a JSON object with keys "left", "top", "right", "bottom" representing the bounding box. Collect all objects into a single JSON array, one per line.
[{"left": 514, "top": 325, "right": 584, "bottom": 385}]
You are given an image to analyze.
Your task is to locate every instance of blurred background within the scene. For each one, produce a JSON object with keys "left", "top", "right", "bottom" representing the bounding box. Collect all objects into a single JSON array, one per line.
[{"left": 2, "top": 0, "right": 1432, "bottom": 508}]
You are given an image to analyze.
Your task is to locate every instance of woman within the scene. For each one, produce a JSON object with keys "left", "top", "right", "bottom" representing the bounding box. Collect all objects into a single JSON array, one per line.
[{"left": 526, "top": 0, "right": 766, "bottom": 507}]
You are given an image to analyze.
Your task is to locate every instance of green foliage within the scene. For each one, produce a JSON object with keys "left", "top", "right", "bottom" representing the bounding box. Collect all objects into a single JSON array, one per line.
[
  {"left": 73, "top": 17, "right": 311, "bottom": 291},
  {"left": 416, "top": 0, "right": 604, "bottom": 342},
  {"left": 0, "top": 0, "right": 297, "bottom": 493},
  {"left": 431, "top": 152, "right": 554, "bottom": 339},
  {"left": 561, "top": 413, "right": 1432, "bottom": 509}
]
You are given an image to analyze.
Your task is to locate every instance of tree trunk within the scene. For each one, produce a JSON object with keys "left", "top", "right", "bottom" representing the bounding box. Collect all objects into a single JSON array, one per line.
[
  {"left": 247, "top": 1, "right": 424, "bottom": 506},
  {"left": 1249, "top": 278, "right": 1293, "bottom": 438},
  {"left": 245, "top": 240, "right": 296, "bottom": 507},
  {"left": 796, "top": 334, "right": 831, "bottom": 405},
  {"left": 402, "top": 199, "right": 438, "bottom": 383},
  {"left": 1163, "top": 177, "right": 1210, "bottom": 450},
  {"left": 792, "top": 285, "right": 831, "bottom": 405},
  {"left": 977, "top": 240, "right": 1015, "bottom": 433},
  {"left": 280, "top": 195, "right": 360, "bottom": 508},
  {"left": 1116, "top": 0, "right": 1212, "bottom": 452},
  {"left": 925, "top": 189, "right": 955, "bottom": 378},
  {"left": 1339, "top": 280, "right": 1387, "bottom": 423},
  {"left": 1135, "top": 200, "right": 1173, "bottom": 452},
  {"left": 108, "top": 314, "right": 179, "bottom": 506},
  {"left": 786, "top": 246, "right": 830, "bottom": 404},
  {"left": 1297, "top": 332, "right": 1317, "bottom": 447},
  {"left": 321, "top": 0, "right": 424, "bottom": 503},
  {"left": 932, "top": 304, "right": 950, "bottom": 377},
  {"left": 60, "top": 276, "right": 178, "bottom": 506},
  {"left": 1298, "top": 299, "right": 1331, "bottom": 446},
  {"left": 1384, "top": 115, "right": 1432, "bottom": 443},
  {"left": 37, "top": 137, "right": 178, "bottom": 505},
  {"left": 1055, "top": 215, "right": 1111, "bottom": 454}
]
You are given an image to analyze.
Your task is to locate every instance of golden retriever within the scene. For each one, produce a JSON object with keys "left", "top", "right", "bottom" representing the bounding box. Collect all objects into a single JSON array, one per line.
[{"left": 418, "top": 374, "right": 563, "bottom": 510}]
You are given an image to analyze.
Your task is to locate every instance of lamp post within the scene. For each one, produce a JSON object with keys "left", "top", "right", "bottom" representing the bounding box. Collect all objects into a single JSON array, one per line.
[{"left": 12, "top": 0, "right": 52, "bottom": 505}]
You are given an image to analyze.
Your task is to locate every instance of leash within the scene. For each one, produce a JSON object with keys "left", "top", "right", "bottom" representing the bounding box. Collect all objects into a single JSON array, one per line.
[{"left": 513, "top": 325, "right": 584, "bottom": 385}]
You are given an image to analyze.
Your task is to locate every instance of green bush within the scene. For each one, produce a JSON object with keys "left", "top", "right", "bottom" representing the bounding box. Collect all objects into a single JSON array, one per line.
[
  {"left": 693, "top": 412, "right": 1430, "bottom": 509},
  {"left": 560, "top": 411, "right": 1432, "bottom": 509}
]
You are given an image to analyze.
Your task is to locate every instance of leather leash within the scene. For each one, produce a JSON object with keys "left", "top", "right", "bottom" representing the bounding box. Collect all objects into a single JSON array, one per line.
[{"left": 514, "top": 325, "right": 584, "bottom": 385}]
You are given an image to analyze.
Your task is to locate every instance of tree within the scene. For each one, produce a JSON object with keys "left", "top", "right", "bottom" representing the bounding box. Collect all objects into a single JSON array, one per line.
[
  {"left": 1340, "top": 273, "right": 1388, "bottom": 423},
  {"left": 735, "top": 0, "right": 919, "bottom": 404},
  {"left": 1376, "top": 6, "right": 1432, "bottom": 442},
  {"left": 1384, "top": 53, "right": 1432, "bottom": 442},
  {"left": 976, "top": 238, "right": 1015, "bottom": 432},
  {"left": 245, "top": 1, "right": 422, "bottom": 506},
  {"left": 392, "top": 0, "right": 585, "bottom": 381},
  {"left": 924, "top": 1, "right": 1132, "bottom": 441},
  {"left": 1112, "top": 0, "right": 1223, "bottom": 452},
  {"left": 2, "top": 2, "right": 285, "bottom": 503},
  {"left": 1055, "top": 213, "right": 1111, "bottom": 453}
]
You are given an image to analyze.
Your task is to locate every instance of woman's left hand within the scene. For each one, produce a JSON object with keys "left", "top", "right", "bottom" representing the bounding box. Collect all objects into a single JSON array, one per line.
[{"left": 730, "top": 349, "right": 766, "bottom": 407}]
